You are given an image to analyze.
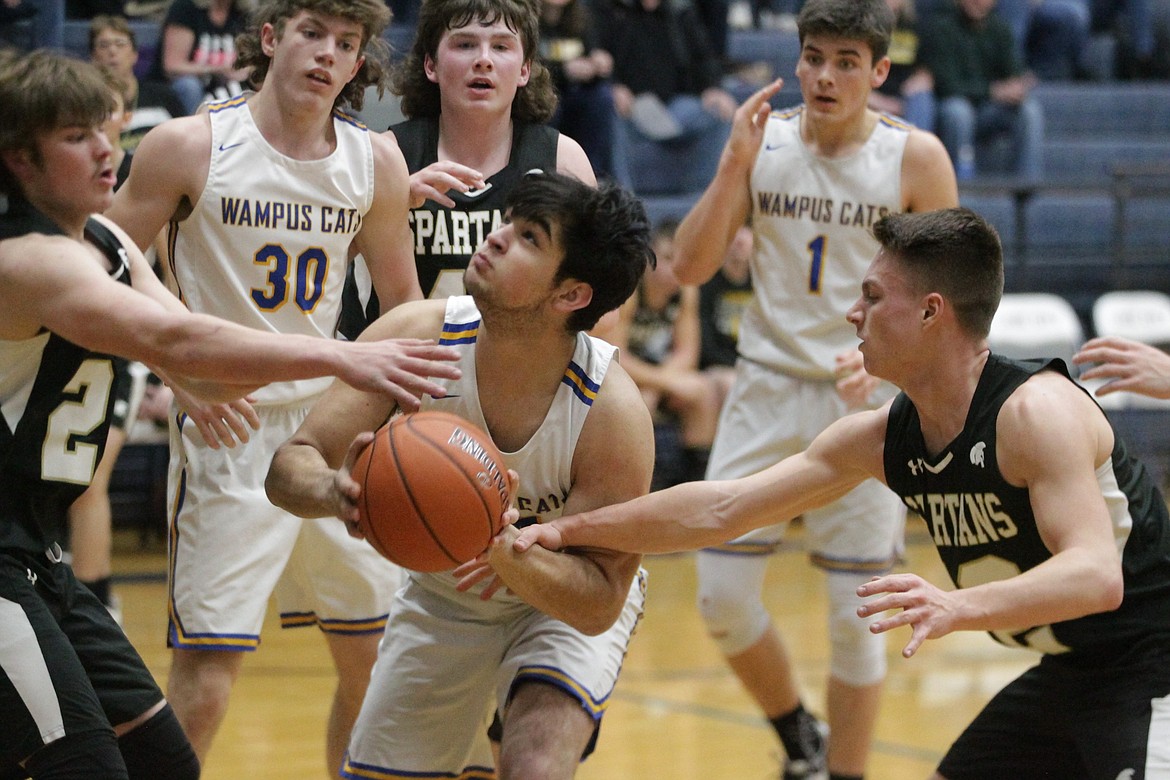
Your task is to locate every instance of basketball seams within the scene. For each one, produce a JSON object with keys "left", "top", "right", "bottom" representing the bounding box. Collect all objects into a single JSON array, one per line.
[
  {"left": 402, "top": 414, "right": 496, "bottom": 564},
  {"left": 386, "top": 419, "right": 459, "bottom": 566},
  {"left": 357, "top": 426, "right": 393, "bottom": 560},
  {"left": 357, "top": 411, "right": 508, "bottom": 572}
]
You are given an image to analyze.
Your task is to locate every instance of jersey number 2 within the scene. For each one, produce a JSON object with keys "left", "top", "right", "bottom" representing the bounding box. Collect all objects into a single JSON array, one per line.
[{"left": 43, "top": 359, "right": 114, "bottom": 484}]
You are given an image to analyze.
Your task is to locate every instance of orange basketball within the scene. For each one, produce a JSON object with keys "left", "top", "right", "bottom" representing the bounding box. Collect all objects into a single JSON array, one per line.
[{"left": 351, "top": 411, "right": 511, "bottom": 572}]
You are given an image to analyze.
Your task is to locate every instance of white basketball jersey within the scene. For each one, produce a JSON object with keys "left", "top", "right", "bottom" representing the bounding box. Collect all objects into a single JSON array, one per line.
[
  {"left": 169, "top": 95, "right": 374, "bottom": 404},
  {"left": 744, "top": 107, "right": 910, "bottom": 378},
  {"left": 417, "top": 295, "right": 616, "bottom": 608}
]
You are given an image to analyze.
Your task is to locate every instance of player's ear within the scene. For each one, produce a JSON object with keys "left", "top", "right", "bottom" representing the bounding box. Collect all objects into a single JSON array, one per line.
[
  {"left": 260, "top": 22, "right": 277, "bottom": 56},
  {"left": 1, "top": 147, "right": 33, "bottom": 184},
  {"left": 517, "top": 59, "right": 531, "bottom": 88},
  {"left": 921, "top": 292, "right": 942, "bottom": 326},
  {"left": 349, "top": 54, "right": 365, "bottom": 82},
  {"left": 424, "top": 53, "right": 438, "bottom": 83},
  {"left": 871, "top": 55, "right": 891, "bottom": 89},
  {"left": 554, "top": 280, "right": 593, "bottom": 314}
]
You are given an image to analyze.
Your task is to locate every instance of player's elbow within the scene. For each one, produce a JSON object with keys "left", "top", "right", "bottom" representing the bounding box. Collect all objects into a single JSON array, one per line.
[
  {"left": 569, "top": 604, "right": 624, "bottom": 637},
  {"left": 670, "top": 254, "right": 712, "bottom": 287},
  {"left": 1076, "top": 551, "right": 1124, "bottom": 615},
  {"left": 1093, "top": 567, "right": 1124, "bottom": 613}
]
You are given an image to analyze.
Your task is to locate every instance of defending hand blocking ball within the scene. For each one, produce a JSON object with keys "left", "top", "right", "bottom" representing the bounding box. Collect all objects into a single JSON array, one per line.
[{"left": 352, "top": 411, "right": 511, "bottom": 572}]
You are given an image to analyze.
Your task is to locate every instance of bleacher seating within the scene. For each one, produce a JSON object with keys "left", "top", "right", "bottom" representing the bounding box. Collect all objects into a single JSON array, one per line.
[{"left": 988, "top": 292, "right": 1084, "bottom": 369}]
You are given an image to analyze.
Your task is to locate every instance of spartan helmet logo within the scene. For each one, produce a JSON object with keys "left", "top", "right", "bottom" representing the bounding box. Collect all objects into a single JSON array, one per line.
[{"left": 970, "top": 441, "right": 987, "bottom": 468}]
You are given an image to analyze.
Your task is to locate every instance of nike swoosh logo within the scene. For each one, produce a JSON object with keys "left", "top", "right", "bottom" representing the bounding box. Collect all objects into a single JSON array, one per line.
[
  {"left": 461, "top": 183, "right": 493, "bottom": 199},
  {"left": 764, "top": 142, "right": 786, "bottom": 152},
  {"left": 218, "top": 142, "right": 245, "bottom": 152}
]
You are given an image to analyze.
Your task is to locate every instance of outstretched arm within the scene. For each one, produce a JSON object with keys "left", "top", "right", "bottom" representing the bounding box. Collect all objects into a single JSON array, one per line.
[
  {"left": 513, "top": 405, "right": 887, "bottom": 555},
  {"left": 1073, "top": 336, "right": 1170, "bottom": 399},
  {"left": 0, "top": 227, "right": 459, "bottom": 406}
]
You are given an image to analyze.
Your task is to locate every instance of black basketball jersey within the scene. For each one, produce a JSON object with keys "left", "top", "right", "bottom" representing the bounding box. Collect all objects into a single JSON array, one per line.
[
  {"left": 338, "top": 117, "right": 559, "bottom": 340},
  {"left": 0, "top": 201, "right": 131, "bottom": 552},
  {"left": 884, "top": 354, "right": 1170, "bottom": 666},
  {"left": 699, "top": 269, "right": 751, "bottom": 370}
]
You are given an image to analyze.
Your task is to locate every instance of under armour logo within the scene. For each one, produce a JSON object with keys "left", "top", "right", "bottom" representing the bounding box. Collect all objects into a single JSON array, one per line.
[
  {"left": 26, "top": 568, "right": 37, "bottom": 585},
  {"left": 908, "top": 458, "right": 924, "bottom": 476},
  {"left": 970, "top": 442, "right": 987, "bottom": 468}
]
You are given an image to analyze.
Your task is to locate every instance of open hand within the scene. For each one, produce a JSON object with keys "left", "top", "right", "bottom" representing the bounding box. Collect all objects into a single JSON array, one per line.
[{"left": 857, "top": 573, "right": 961, "bottom": 658}]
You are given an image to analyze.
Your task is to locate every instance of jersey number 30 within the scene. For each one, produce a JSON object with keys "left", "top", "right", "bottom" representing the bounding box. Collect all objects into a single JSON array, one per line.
[{"left": 252, "top": 244, "right": 330, "bottom": 312}]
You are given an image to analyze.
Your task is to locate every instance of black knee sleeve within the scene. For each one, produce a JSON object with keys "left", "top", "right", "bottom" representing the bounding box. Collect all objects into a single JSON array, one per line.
[
  {"left": 117, "top": 705, "right": 200, "bottom": 780},
  {"left": 24, "top": 729, "right": 128, "bottom": 780}
]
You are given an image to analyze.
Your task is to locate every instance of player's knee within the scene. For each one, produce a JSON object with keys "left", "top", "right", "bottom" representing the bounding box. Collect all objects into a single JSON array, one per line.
[
  {"left": 696, "top": 586, "right": 770, "bottom": 656},
  {"left": 23, "top": 729, "right": 128, "bottom": 780},
  {"left": 118, "top": 704, "right": 200, "bottom": 780},
  {"left": 827, "top": 573, "right": 887, "bottom": 687}
]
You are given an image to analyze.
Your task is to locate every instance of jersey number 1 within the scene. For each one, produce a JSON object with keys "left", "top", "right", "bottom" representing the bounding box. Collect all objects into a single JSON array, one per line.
[{"left": 807, "top": 235, "right": 826, "bottom": 294}]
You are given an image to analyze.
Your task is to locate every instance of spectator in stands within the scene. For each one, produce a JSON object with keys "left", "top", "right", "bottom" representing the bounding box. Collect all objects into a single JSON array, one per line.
[
  {"left": 0, "top": 0, "right": 63, "bottom": 50},
  {"left": 89, "top": 14, "right": 186, "bottom": 151},
  {"left": 919, "top": 0, "right": 1045, "bottom": 180},
  {"left": 68, "top": 0, "right": 124, "bottom": 20},
  {"left": 598, "top": 0, "right": 737, "bottom": 194},
  {"left": 538, "top": 0, "right": 616, "bottom": 178},
  {"left": 146, "top": 0, "right": 250, "bottom": 115},
  {"left": 995, "top": 0, "right": 1090, "bottom": 81},
  {"left": 694, "top": 0, "right": 730, "bottom": 63},
  {"left": 1091, "top": 0, "right": 1162, "bottom": 78},
  {"left": 0, "top": 0, "right": 37, "bottom": 28},
  {"left": 595, "top": 219, "right": 725, "bottom": 489},
  {"left": 698, "top": 222, "right": 752, "bottom": 407},
  {"left": 869, "top": 0, "right": 935, "bottom": 128}
]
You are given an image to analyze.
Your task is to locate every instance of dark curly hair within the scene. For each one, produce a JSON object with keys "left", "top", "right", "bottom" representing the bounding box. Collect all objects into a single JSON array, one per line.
[
  {"left": 235, "top": 0, "right": 392, "bottom": 112},
  {"left": 392, "top": 0, "right": 556, "bottom": 122},
  {"left": 505, "top": 172, "right": 656, "bottom": 332}
]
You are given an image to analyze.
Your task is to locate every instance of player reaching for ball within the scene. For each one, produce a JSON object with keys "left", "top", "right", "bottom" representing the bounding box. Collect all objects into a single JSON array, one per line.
[
  {"left": 104, "top": 1, "right": 431, "bottom": 774},
  {"left": 266, "top": 171, "right": 657, "bottom": 780}
]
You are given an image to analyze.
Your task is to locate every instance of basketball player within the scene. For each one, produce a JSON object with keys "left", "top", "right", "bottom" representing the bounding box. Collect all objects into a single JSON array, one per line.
[
  {"left": 514, "top": 207, "right": 1170, "bottom": 780},
  {"left": 338, "top": 0, "right": 596, "bottom": 339},
  {"left": 1074, "top": 336, "right": 1170, "bottom": 400},
  {"left": 0, "top": 51, "right": 456, "bottom": 780},
  {"left": 105, "top": 1, "right": 434, "bottom": 774},
  {"left": 266, "top": 172, "right": 656, "bottom": 780},
  {"left": 666, "top": 1, "right": 958, "bottom": 775},
  {"left": 64, "top": 67, "right": 142, "bottom": 625}
]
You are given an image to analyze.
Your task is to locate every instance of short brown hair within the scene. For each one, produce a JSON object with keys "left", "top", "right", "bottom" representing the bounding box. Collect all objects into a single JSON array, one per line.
[
  {"left": 0, "top": 52, "right": 115, "bottom": 197},
  {"left": 797, "top": 0, "right": 895, "bottom": 62},
  {"left": 872, "top": 208, "right": 1004, "bottom": 338}
]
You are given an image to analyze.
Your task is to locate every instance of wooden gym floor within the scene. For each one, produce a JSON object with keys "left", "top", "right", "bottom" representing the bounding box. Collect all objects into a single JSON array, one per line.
[{"left": 113, "top": 523, "right": 1034, "bottom": 779}]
